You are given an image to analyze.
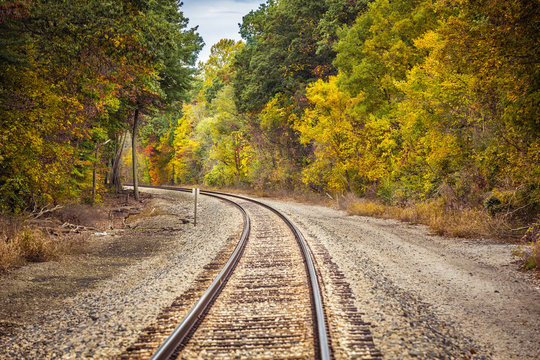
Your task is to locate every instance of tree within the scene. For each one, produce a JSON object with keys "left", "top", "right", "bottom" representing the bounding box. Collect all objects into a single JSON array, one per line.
[
  {"left": 121, "top": 0, "right": 202, "bottom": 199},
  {"left": 294, "top": 76, "right": 365, "bottom": 192},
  {"left": 0, "top": 0, "right": 201, "bottom": 211},
  {"left": 201, "top": 39, "right": 244, "bottom": 102},
  {"left": 332, "top": 0, "right": 440, "bottom": 197},
  {"left": 395, "top": 0, "right": 539, "bottom": 209},
  {"left": 234, "top": 0, "right": 341, "bottom": 113}
]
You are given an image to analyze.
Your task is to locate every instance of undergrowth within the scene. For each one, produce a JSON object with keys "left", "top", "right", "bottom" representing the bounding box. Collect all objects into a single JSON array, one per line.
[
  {"left": 341, "top": 193, "right": 534, "bottom": 239},
  {"left": 340, "top": 193, "right": 539, "bottom": 271},
  {"left": 0, "top": 191, "right": 140, "bottom": 273},
  {"left": 202, "top": 185, "right": 531, "bottom": 241},
  {"left": 0, "top": 219, "right": 60, "bottom": 272},
  {"left": 512, "top": 221, "right": 539, "bottom": 272}
]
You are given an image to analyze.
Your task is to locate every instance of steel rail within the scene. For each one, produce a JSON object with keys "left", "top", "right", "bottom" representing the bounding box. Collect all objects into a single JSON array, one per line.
[
  {"left": 199, "top": 189, "right": 332, "bottom": 360},
  {"left": 128, "top": 185, "right": 331, "bottom": 360},
  {"left": 130, "top": 185, "right": 251, "bottom": 360}
]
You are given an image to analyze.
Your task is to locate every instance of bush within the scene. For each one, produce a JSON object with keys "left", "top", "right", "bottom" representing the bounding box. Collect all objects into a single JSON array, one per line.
[
  {"left": 0, "top": 218, "right": 58, "bottom": 272},
  {"left": 16, "top": 229, "right": 56, "bottom": 262},
  {"left": 0, "top": 177, "right": 33, "bottom": 215},
  {"left": 513, "top": 222, "right": 539, "bottom": 271}
]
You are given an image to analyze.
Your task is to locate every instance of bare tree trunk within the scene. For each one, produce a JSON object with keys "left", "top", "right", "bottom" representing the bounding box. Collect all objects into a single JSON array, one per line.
[
  {"left": 105, "top": 157, "right": 112, "bottom": 186},
  {"left": 345, "top": 170, "right": 352, "bottom": 192},
  {"left": 92, "top": 146, "right": 99, "bottom": 203},
  {"left": 132, "top": 108, "right": 140, "bottom": 201},
  {"left": 92, "top": 140, "right": 110, "bottom": 203},
  {"left": 111, "top": 132, "right": 127, "bottom": 193}
]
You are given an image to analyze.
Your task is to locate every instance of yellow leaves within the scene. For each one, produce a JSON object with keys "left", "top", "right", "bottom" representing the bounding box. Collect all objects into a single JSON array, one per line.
[
  {"left": 294, "top": 76, "right": 372, "bottom": 191},
  {"left": 173, "top": 114, "right": 199, "bottom": 166},
  {"left": 202, "top": 39, "right": 244, "bottom": 83},
  {"left": 259, "top": 95, "right": 296, "bottom": 130},
  {"left": 414, "top": 30, "right": 443, "bottom": 50},
  {"left": 0, "top": 56, "right": 94, "bottom": 209}
]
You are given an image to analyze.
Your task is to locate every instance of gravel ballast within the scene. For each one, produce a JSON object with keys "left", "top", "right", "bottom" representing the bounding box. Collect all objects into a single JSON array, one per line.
[
  {"left": 0, "top": 188, "right": 243, "bottom": 359},
  {"left": 264, "top": 198, "right": 540, "bottom": 359},
  {"left": 1, "top": 188, "right": 538, "bottom": 359}
]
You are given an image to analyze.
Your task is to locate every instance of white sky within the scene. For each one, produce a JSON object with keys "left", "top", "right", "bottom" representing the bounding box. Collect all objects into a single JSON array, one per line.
[{"left": 182, "top": 0, "right": 266, "bottom": 64}]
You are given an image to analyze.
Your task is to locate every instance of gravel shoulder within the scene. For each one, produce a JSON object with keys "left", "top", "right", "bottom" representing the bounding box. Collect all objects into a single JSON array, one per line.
[
  {"left": 264, "top": 198, "right": 540, "bottom": 359},
  {"left": 1, "top": 188, "right": 538, "bottom": 359},
  {"left": 0, "top": 188, "right": 243, "bottom": 359}
]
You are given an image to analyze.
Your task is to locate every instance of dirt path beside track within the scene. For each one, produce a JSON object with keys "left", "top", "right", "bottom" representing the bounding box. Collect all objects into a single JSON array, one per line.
[
  {"left": 0, "top": 188, "right": 538, "bottom": 359},
  {"left": 268, "top": 198, "right": 540, "bottom": 359}
]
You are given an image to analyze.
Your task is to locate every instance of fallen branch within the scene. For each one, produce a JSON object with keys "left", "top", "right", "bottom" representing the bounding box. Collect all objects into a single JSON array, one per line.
[
  {"left": 29, "top": 205, "right": 63, "bottom": 220},
  {"left": 501, "top": 203, "right": 532, "bottom": 218},
  {"left": 60, "top": 222, "right": 97, "bottom": 232},
  {"left": 510, "top": 226, "right": 530, "bottom": 232}
]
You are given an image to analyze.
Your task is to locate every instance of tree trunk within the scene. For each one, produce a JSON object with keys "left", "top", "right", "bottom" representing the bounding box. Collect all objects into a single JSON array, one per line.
[
  {"left": 105, "top": 157, "right": 112, "bottom": 186},
  {"left": 92, "top": 140, "right": 111, "bottom": 203},
  {"left": 111, "top": 132, "right": 127, "bottom": 193},
  {"left": 132, "top": 108, "right": 140, "bottom": 201},
  {"left": 92, "top": 145, "right": 99, "bottom": 203}
]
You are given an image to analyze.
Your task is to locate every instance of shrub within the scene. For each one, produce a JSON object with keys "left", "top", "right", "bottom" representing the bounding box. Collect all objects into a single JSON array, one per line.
[
  {"left": 345, "top": 193, "right": 501, "bottom": 239},
  {"left": 513, "top": 222, "right": 539, "bottom": 271},
  {"left": 0, "top": 217, "right": 59, "bottom": 272},
  {"left": 16, "top": 229, "right": 56, "bottom": 262}
]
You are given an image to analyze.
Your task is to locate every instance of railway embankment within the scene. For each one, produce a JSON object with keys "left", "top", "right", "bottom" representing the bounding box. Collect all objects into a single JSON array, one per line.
[{"left": 1, "top": 187, "right": 538, "bottom": 359}]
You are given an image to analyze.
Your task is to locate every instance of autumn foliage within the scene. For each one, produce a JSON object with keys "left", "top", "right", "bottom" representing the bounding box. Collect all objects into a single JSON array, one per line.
[
  {"left": 1, "top": 0, "right": 538, "bottom": 238},
  {"left": 0, "top": 0, "right": 202, "bottom": 212},
  {"left": 143, "top": 0, "right": 538, "bottom": 237}
]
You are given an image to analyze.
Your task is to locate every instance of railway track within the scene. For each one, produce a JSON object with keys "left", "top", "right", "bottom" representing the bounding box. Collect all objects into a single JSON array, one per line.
[{"left": 120, "top": 186, "right": 379, "bottom": 359}]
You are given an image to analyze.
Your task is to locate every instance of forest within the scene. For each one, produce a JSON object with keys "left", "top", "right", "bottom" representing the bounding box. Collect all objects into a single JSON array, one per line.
[{"left": 0, "top": 0, "right": 538, "bottom": 248}]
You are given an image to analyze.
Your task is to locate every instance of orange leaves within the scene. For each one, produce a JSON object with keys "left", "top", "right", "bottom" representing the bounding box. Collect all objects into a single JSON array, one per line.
[{"left": 0, "top": 1, "right": 30, "bottom": 22}]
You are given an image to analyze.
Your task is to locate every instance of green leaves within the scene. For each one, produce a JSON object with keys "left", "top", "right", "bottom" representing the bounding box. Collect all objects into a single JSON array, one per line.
[
  {"left": 0, "top": 0, "right": 202, "bottom": 212},
  {"left": 233, "top": 0, "right": 345, "bottom": 113},
  {"left": 145, "top": 0, "right": 538, "bottom": 220}
]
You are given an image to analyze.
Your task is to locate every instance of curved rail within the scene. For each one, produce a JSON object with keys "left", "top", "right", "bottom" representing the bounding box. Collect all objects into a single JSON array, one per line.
[
  {"left": 133, "top": 186, "right": 251, "bottom": 360},
  {"left": 199, "top": 189, "right": 331, "bottom": 360},
  {"left": 130, "top": 185, "right": 331, "bottom": 360}
]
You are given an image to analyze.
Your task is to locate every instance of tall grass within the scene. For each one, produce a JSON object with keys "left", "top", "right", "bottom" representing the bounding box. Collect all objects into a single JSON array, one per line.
[
  {"left": 0, "top": 224, "right": 58, "bottom": 272},
  {"left": 342, "top": 194, "right": 507, "bottom": 239}
]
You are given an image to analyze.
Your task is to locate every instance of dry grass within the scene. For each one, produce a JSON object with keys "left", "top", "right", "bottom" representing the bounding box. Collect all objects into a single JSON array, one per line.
[
  {"left": 513, "top": 222, "right": 540, "bottom": 271},
  {"left": 0, "top": 215, "right": 92, "bottom": 273},
  {"left": 342, "top": 194, "right": 506, "bottom": 239},
  {"left": 0, "top": 191, "right": 146, "bottom": 273},
  {"left": 204, "top": 186, "right": 504, "bottom": 239},
  {"left": 0, "top": 223, "right": 60, "bottom": 272}
]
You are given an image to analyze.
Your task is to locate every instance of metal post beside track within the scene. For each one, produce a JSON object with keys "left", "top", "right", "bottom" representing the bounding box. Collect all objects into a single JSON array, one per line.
[
  {"left": 130, "top": 185, "right": 331, "bottom": 360},
  {"left": 193, "top": 188, "right": 199, "bottom": 226}
]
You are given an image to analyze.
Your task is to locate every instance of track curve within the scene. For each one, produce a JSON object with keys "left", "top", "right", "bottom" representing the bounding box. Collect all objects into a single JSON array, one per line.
[
  {"left": 200, "top": 189, "right": 331, "bottom": 360},
  {"left": 125, "top": 185, "right": 331, "bottom": 359}
]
